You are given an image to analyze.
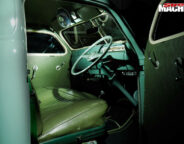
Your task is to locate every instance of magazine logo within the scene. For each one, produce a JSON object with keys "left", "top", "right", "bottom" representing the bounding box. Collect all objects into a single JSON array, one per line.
[{"left": 159, "top": 3, "right": 184, "bottom": 12}]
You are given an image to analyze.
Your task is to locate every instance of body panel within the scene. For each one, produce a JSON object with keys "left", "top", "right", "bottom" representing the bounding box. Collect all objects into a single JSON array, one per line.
[
  {"left": 144, "top": 1, "right": 184, "bottom": 142},
  {"left": 27, "top": 30, "right": 71, "bottom": 89},
  {"left": 0, "top": 0, "right": 30, "bottom": 144}
]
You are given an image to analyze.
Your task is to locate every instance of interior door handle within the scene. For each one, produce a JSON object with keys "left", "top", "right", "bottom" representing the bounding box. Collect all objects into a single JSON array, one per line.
[
  {"left": 56, "top": 62, "right": 65, "bottom": 71},
  {"left": 148, "top": 49, "right": 159, "bottom": 69},
  {"left": 174, "top": 57, "right": 184, "bottom": 81},
  {"left": 31, "top": 65, "right": 38, "bottom": 80}
]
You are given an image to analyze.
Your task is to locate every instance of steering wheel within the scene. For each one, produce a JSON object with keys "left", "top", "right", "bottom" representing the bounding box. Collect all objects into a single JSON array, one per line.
[{"left": 71, "top": 36, "right": 112, "bottom": 76}]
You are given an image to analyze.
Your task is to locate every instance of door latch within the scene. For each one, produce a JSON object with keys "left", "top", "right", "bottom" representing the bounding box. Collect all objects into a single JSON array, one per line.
[{"left": 174, "top": 57, "right": 184, "bottom": 81}]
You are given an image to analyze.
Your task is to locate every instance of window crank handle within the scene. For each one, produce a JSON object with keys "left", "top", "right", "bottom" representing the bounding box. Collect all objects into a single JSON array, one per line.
[{"left": 31, "top": 65, "right": 38, "bottom": 80}]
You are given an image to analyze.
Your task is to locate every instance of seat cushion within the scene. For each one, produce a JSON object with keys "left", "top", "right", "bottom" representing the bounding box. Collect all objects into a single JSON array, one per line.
[{"left": 34, "top": 87, "right": 108, "bottom": 142}]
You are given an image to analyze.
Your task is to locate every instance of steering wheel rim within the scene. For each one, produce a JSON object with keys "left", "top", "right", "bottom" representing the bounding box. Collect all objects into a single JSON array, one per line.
[{"left": 71, "top": 35, "right": 113, "bottom": 76}]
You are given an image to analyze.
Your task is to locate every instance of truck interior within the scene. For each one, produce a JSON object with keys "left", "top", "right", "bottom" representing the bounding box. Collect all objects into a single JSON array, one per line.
[{"left": 25, "top": 0, "right": 142, "bottom": 143}]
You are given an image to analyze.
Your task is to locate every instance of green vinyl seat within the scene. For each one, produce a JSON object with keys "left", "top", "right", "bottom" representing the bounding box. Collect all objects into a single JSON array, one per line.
[{"left": 33, "top": 87, "right": 108, "bottom": 143}]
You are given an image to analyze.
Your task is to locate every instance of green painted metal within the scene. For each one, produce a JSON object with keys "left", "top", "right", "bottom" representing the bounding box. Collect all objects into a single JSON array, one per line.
[
  {"left": 101, "top": 67, "right": 137, "bottom": 106},
  {"left": 41, "top": 125, "right": 106, "bottom": 144},
  {"left": 112, "top": 80, "right": 138, "bottom": 107},
  {"left": 144, "top": 30, "right": 184, "bottom": 144},
  {"left": 30, "top": 96, "right": 38, "bottom": 139},
  {"left": 0, "top": 0, "right": 30, "bottom": 144},
  {"left": 27, "top": 30, "right": 71, "bottom": 90},
  {"left": 27, "top": 53, "right": 71, "bottom": 89},
  {"left": 138, "top": 71, "right": 144, "bottom": 126}
]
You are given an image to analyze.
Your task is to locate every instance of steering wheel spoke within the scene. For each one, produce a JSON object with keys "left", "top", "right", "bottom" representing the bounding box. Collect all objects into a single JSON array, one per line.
[
  {"left": 82, "top": 53, "right": 101, "bottom": 62},
  {"left": 71, "top": 36, "right": 113, "bottom": 76}
]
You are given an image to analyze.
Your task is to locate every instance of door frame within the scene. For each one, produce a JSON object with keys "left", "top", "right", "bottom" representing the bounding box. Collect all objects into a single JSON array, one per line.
[
  {"left": 27, "top": 29, "right": 72, "bottom": 89},
  {"left": 27, "top": 29, "right": 70, "bottom": 56},
  {"left": 148, "top": 0, "right": 184, "bottom": 45}
]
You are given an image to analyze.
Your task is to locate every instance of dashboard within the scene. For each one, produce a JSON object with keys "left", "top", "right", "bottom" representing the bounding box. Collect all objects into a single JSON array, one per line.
[{"left": 71, "top": 41, "right": 138, "bottom": 78}]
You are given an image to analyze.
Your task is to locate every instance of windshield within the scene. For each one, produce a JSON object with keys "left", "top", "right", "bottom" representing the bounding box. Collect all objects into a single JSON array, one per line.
[{"left": 62, "top": 13, "right": 125, "bottom": 49}]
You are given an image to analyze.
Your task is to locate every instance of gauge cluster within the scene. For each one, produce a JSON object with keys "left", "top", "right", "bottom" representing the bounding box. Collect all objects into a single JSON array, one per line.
[{"left": 57, "top": 8, "right": 72, "bottom": 28}]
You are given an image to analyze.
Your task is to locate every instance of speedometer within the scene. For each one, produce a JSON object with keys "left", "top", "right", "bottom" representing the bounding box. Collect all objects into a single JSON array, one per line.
[{"left": 57, "top": 8, "right": 72, "bottom": 28}]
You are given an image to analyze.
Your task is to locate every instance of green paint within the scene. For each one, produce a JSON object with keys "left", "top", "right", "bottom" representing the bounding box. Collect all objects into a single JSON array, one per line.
[
  {"left": 0, "top": 0, "right": 30, "bottom": 144},
  {"left": 41, "top": 125, "right": 105, "bottom": 144},
  {"left": 27, "top": 31, "right": 71, "bottom": 89},
  {"left": 30, "top": 96, "right": 38, "bottom": 139}
]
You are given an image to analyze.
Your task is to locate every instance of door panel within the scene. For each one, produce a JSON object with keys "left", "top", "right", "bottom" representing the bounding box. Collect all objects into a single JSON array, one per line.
[
  {"left": 27, "top": 30, "right": 71, "bottom": 89},
  {"left": 144, "top": 1, "right": 184, "bottom": 143}
]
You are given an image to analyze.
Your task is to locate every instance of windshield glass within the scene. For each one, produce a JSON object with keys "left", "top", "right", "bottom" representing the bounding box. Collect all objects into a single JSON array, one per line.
[{"left": 62, "top": 13, "right": 125, "bottom": 49}]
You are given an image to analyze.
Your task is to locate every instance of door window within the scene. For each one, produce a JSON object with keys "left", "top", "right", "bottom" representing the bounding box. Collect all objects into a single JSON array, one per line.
[
  {"left": 27, "top": 32, "right": 65, "bottom": 53},
  {"left": 152, "top": 12, "right": 184, "bottom": 40}
]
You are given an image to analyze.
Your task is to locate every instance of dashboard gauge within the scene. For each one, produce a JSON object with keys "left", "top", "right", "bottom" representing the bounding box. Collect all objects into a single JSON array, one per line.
[{"left": 57, "top": 8, "right": 72, "bottom": 28}]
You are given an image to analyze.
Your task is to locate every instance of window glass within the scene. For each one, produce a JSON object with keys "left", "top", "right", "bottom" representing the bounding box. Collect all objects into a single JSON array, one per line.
[
  {"left": 27, "top": 32, "right": 65, "bottom": 53},
  {"left": 153, "top": 12, "right": 184, "bottom": 40},
  {"left": 62, "top": 13, "right": 125, "bottom": 49},
  {"left": 63, "top": 22, "right": 101, "bottom": 49}
]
